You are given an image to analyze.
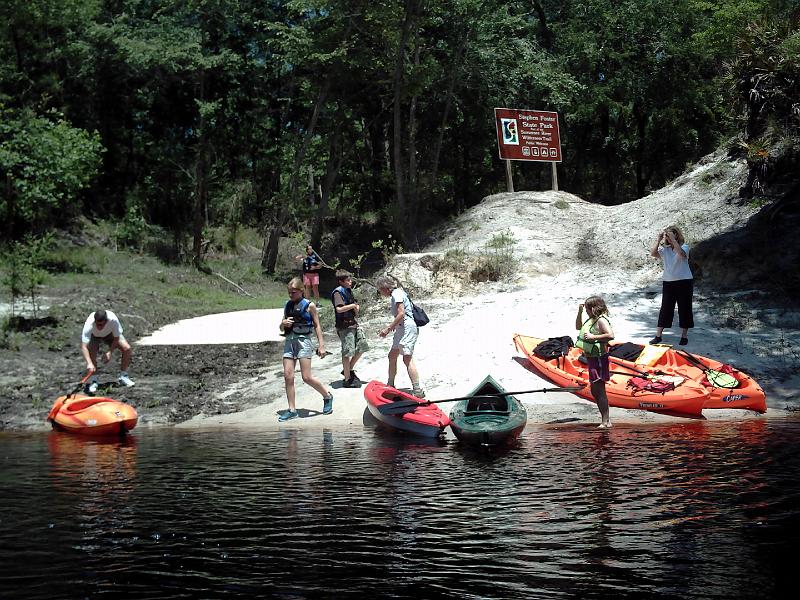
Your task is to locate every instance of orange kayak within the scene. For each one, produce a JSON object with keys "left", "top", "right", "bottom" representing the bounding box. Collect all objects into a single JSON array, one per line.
[
  {"left": 47, "top": 394, "right": 138, "bottom": 436},
  {"left": 364, "top": 380, "right": 450, "bottom": 437},
  {"left": 513, "top": 334, "right": 709, "bottom": 418},
  {"left": 606, "top": 342, "right": 767, "bottom": 413}
]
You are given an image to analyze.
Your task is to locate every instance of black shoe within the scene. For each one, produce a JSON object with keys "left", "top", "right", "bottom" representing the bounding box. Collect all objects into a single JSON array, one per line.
[
  {"left": 679, "top": 337, "right": 688, "bottom": 345},
  {"left": 649, "top": 336, "right": 663, "bottom": 344},
  {"left": 341, "top": 369, "right": 358, "bottom": 379},
  {"left": 347, "top": 374, "right": 362, "bottom": 388}
]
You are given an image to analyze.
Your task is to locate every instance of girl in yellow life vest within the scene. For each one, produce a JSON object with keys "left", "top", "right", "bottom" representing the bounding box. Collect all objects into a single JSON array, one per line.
[{"left": 575, "top": 296, "right": 615, "bottom": 428}]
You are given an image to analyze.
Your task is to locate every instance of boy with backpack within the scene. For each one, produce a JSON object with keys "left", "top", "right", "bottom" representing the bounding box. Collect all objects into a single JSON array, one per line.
[{"left": 331, "top": 270, "right": 369, "bottom": 387}]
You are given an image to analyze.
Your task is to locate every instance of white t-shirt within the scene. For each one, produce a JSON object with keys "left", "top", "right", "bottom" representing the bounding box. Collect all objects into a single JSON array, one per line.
[
  {"left": 81, "top": 311, "right": 123, "bottom": 343},
  {"left": 390, "top": 288, "right": 416, "bottom": 329},
  {"left": 659, "top": 244, "right": 693, "bottom": 281}
]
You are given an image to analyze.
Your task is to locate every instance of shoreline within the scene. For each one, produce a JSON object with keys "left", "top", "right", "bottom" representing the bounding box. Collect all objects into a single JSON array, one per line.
[{"left": 173, "top": 267, "right": 798, "bottom": 432}]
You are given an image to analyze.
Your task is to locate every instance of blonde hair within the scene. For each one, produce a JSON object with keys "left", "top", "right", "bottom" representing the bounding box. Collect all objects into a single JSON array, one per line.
[
  {"left": 666, "top": 225, "right": 685, "bottom": 244},
  {"left": 584, "top": 295, "right": 609, "bottom": 319},
  {"left": 288, "top": 277, "right": 304, "bottom": 292}
]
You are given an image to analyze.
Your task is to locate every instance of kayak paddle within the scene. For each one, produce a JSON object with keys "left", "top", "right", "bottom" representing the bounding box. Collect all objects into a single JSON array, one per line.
[
  {"left": 677, "top": 349, "right": 738, "bottom": 388},
  {"left": 378, "top": 385, "right": 586, "bottom": 413}
]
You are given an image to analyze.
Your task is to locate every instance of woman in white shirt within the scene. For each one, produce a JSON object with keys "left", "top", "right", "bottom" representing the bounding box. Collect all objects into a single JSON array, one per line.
[
  {"left": 375, "top": 276, "right": 425, "bottom": 398},
  {"left": 649, "top": 226, "right": 693, "bottom": 345}
]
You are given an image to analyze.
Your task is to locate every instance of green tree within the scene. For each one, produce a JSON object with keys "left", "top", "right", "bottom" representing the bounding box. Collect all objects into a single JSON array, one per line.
[{"left": 0, "top": 106, "right": 103, "bottom": 238}]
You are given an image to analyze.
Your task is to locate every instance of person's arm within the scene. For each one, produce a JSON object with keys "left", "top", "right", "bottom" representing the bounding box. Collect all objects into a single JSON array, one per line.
[
  {"left": 333, "top": 291, "right": 357, "bottom": 314},
  {"left": 309, "top": 303, "right": 326, "bottom": 356},
  {"left": 575, "top": 304, "right": 584, "bottom": 330},
  {"left": 80, "top": 342, "right": 95, "bottom": 373},
  {"left": 279, "top": 305, "right": 292, "bottom": 333},
  {"left": 664, "top": 230, "right": 687, "bottom": 259},
  {"left": 650, "top": 231, "right": 664, "bottom": 258},
  {"left": 585, "top": 317, "right": 614, "bottom": 343},
  {"left": 380, "top": 302, "right": 404, "bottom": 337}
]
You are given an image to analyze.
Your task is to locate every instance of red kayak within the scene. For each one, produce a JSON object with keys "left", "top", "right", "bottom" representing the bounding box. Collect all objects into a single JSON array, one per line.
[{"left": 364, "top": 380, "right": 450, "bottom": 437}]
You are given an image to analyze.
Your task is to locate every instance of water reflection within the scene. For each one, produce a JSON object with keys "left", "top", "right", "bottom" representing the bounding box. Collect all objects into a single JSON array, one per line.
[{"left": 0, "top": 420, "right": 797, "bottom": 599}]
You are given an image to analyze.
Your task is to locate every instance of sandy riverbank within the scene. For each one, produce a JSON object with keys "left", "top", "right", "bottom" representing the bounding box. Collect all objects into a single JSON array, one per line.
[
  {"left": 176, "top": 154, "right": 800, "bottom": 430},
  {"left": 173, "top": 265, "right": 797, "bottom": 432}
]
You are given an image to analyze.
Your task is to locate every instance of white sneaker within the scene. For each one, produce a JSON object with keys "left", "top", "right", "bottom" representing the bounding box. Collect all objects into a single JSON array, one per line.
[
  {"left": 87, "top": 381, "right": 99, "bottom": 394},
  {"left": 118, "top": 373, "right": 136, "bottom": 387}
]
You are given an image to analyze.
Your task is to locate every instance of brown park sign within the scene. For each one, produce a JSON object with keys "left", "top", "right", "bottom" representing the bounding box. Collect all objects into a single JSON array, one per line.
[{"left": 494, "top": 108, "right": 562, "bottom": 162}]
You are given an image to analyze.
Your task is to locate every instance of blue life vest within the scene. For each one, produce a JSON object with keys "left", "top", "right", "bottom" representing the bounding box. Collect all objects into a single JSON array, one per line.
[
  {"left": 302, "top": 252, "right": 321, "bottom": 273},
  {"left": 284, "top": 298, "right": 313, "bottom": 334},
  {"left": 331, "top": 285, "right": 357, "bottom": 329}
]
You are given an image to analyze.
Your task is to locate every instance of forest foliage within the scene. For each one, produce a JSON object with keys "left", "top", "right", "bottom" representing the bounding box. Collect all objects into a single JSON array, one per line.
[{"left": 1, "top": 0, "right": 798, "bottom": 272}]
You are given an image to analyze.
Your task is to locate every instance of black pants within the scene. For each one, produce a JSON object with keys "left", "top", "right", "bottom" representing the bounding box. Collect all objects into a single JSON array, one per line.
[{"left": 657, "top": 279, "right": 694, "bottom": 329}]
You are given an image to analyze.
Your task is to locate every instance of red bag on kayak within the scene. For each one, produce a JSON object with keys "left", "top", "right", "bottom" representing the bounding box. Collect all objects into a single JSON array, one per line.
[{"left": 626, "top": 377, "right": 675, "bottom": 395}]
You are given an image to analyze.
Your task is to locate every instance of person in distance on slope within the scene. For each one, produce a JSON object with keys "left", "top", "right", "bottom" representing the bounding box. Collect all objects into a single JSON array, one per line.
[{"left": 649, "top": 225, "right": 694, "bottom": 346}]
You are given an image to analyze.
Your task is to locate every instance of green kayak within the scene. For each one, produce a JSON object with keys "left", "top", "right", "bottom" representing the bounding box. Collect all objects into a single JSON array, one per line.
[{"left": 449, "top": 375, "right": 528, "bottom": 447}]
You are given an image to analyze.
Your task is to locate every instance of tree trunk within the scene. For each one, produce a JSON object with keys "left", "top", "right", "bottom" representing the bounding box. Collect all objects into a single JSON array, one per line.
[
  {"left": 311, "top": 111, "right": 344, "bottom": 248},
  {"left": 426, "top": 31, "right": 467, "bottom": 215},
  {"left": 192, "top": 67, "right": 208, "bottom": 270},
  {"left": 531, "top": 0, "right": 554, "bottom": 51},
  {"left": 406, "top": 42, "right": 421, "bottom": 246},
  {"left": 262, "top": 83, "right": 330, "bottom": 273},
  {"left": 633, "top": 102, "right": 647, "bottom": 199},
  {"left": 392, "top": 0, "right": 417, "bottom": 243},
  {"left": 5, "top": 172, "right": 15, "bottom": 240}
]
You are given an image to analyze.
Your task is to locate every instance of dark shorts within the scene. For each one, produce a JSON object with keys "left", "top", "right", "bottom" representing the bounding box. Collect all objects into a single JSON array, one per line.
[
  {"left": 587, "top": 354, "right": 610, "bottom": 383},
  {"left": 88, "top": 333, "right": 125, "bottom": 354}
]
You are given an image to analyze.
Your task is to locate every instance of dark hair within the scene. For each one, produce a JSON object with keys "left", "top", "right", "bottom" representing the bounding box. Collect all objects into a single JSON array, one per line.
[
  {"left": 336, "top": 269, "right": 353, "bottom": 282},
  {"left": 94, "top": 309, "right": 108, "bottom": 322}
]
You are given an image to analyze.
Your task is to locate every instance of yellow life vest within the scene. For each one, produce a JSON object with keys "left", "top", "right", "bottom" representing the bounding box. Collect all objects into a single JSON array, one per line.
[{"left": 576, "top": 316, "right": 609, "bottom": 357}]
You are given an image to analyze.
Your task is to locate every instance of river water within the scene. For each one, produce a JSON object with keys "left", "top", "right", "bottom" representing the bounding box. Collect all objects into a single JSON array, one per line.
[{"left": 1, "top": 419, "right": 798, "bottom": 599}]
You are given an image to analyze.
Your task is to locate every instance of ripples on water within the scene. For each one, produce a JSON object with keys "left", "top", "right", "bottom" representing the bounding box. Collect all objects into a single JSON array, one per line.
[{"left": 1, "top": 419, "right": 799, "bottom": 599}]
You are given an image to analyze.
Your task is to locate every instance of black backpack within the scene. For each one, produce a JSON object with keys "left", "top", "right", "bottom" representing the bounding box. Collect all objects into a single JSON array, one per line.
[{"left": 532, "top": 336, "right": 574, "bottom": 360}]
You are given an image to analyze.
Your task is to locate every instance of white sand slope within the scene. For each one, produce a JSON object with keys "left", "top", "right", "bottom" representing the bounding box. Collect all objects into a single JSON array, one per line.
[{"left": 137, "top": 309, "right": 285, "bottom": 345}]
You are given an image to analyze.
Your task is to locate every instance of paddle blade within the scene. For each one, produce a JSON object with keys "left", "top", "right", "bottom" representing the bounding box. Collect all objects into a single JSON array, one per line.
[
  {"left": 378, "top": 400, "right": 424, "bottom": 414},
  {"left": 706, "top": 370, "right": 738, "bottom": 389}
]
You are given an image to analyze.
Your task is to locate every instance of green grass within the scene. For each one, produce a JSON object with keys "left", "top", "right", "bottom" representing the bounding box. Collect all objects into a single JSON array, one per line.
[{"left": 1, "top": 226, "right": 289, "bottom": 344}]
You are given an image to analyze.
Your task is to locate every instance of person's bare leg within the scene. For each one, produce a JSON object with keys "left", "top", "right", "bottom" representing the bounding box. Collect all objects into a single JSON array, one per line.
[
  {"left": 350, "top": 351, "right": 363, "bottom": 372},
  {"left": 119, "top": 338, "right": 133, "bottom": 371},
  {"left": 283, "top": 358, "right": 297, "bottom": 411},
  {"left": 299, "top": 357, "right": 329, "bottom": 397},
  {"left": 591, "top": 380, "right": 611, "bottom": 427},
  {"left": 403, "top": 355, "right": 420, "bottom": 388},
  {"left": 341, "top": 355, "right": 351, "bottom": 381},
  {"left": 387, "top": 348, "right": 400, "bottom": 386}
]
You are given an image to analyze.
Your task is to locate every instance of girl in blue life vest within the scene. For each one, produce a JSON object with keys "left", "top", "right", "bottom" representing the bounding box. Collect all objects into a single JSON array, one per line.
[
  {"left": 278, "top": 277, "right": 333, "bottom": 422},
  {"left": 575, "top": 295, "right": 615, "bottom": 429}
]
